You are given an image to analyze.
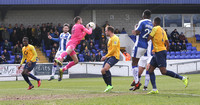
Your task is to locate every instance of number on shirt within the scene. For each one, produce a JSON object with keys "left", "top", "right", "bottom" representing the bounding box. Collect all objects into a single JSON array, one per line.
[{"left": 143, "top": 29, "right": 151, "bottom": 39}]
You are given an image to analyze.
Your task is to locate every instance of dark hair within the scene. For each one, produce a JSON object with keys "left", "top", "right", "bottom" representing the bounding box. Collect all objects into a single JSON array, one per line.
[
  {"left": 154, "top": 17, "right": 161, "bottom": 25},
  {"left": 106, "top": 26, "right": 114, "bottom": 33},
  {"left": 63, "top": 23, "right": 69, "bottom": 27},
  {"left": 23, "top": 37, "right": 29, "bottom": 41},
  {"left": 143, "top": 9, "right": 151, "bottom": 18},
  {"left": 74, "top": 16, "right": 82, "bottom": 23}
]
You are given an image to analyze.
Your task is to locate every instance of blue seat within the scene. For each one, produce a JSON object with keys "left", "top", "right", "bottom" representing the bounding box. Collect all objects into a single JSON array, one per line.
[
  {"left": 169, "top": 55, "right": 175, "bottom": 60},
  {"left": 10, "top": 55, "right": 15, "bottom": 60},
  {"left": 92, "top": 49, "right": 97, "bottom": 53},
  {"left": 186, "top": 51, "right": 191, "bottom": 55},
  {"left": 78, "top": 45, "right": 81, "bottom": 49},
  {"left": 170, "top": 51, "right": 175, "bottom": 56},
  {"left": 76, "top": 49, "right": 80, "bottom": 53},
  {"left": 180, "top": 56, "right": 184, "bottom": 59},
  {"left": 196, "top": 55, "right": 200, "bottom": 59},
  {"left": 192, "top": 54, "right": 196, "bottom": 56},
  {"left": 192, "top": 47, "right": 196, "bottom": 51},
  {"left": 95, "top": 44, "right": 99, "bottom": 49},
  {"left": 187, "top": 46, "right": 192, "bottom": 50},
  {"left": 186, "top": 43, "right": 192, "bottom": 46},
  {"left": 79, "top": 58, "right": 84, "bottom": 62},
  {"left": 46, "top": 50, "right": 51, "bottom": 53},
  {"left": 191, "top": 51, "right": 196, "bottom": 55},
  {"left": 167, "top": 52, "right": 170, "bottom": 55},
  {"left": 167, "top": 55, "right": 170, "bottom": 59},
  {"left": 175, "top": 55, "right": 180, "bottom": 59},
  {"left": 175, "top": 51, "right": 181, "bottom": 55},
  {"left": 46, "top": 52, "right": 50, "bottom": 57},
  {"left": 181, "top": 51, "right": 186, "bottom": 56},
  {"left": 196, "top": 51, "right": 200, "bottom": 55},
  {"left": 191, "top": 55, "right": 195, "bottom": 59},
  {"left": 7, "top": 60, "right": 14, "bottom": 64},
  {"left": 78, "top": 54, "right": 83, "bottom": 58}
]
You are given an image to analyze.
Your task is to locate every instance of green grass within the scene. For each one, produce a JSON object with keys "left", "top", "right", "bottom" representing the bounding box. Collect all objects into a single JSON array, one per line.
[{"left": 0, "top": 74, "right": 200, "bottom": 105}]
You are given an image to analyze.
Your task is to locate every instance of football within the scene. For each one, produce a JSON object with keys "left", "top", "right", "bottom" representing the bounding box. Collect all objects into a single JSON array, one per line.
[{"left": 88, "top": 22, "right": 96, "bottom": 30}]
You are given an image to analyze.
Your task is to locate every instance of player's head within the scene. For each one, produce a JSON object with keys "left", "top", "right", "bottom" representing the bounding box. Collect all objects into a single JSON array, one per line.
[
  {"left": 22, "top": 37, "right": 29, "bottom": 46},
  {"left": 142, "top": 9, "right": 151, "bottom": 19},
  {"left": 63, "top": 23, "right": 69, "bottom": 33},
  {"left": 153, "top": 17, "right": 161, "bottom": 26},
  {"left": 105, "top": 26, "right": 114, "bottom": 37},
  {"left": 74, "top": 16, "right": 82, "bottom": 24}
]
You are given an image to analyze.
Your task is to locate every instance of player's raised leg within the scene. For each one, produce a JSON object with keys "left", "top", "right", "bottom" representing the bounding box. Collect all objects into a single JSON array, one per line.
[{"left": 59, "top": 50, "right": 78, "bottom": 81}]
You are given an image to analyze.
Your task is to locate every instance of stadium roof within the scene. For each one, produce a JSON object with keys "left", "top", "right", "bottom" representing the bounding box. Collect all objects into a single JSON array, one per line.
[{"left": 0, "top": 0, "right": 200, "bottom": 5}]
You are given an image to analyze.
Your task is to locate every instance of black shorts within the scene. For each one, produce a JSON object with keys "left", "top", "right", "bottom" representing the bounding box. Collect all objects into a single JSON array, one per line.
[
  {"left": 150, "top": 50, "right": 167, "bottom": 68},
  {"left": 24, "top": 62, "right": 36, "bottom": 71},
  {"left": 103, "top": 56, "right": 119, "bottom": 68}
]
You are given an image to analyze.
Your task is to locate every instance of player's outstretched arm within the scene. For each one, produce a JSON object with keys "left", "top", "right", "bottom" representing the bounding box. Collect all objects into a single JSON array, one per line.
[
  {"left": 82, "top": 25, "right": 92, "bottom": 35},
  {"left": 48, "top": 35, "right": 59, "bottom": 42}
]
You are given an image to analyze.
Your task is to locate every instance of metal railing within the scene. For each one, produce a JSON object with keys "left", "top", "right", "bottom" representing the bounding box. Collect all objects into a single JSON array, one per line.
[
  {"left": 169, "top": 60, "right": 200, "bottom": 73},
  {"left": 79, "top": 62, "right": 130, "bottom": 76}
]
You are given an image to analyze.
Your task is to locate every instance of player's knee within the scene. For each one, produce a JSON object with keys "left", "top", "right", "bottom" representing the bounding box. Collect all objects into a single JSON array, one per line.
[
  {"left": 160, "top": 70, "right": 167, "bottom": 75},
  {"left": 53, "top": 62, "right": 57, "bottom": 66},
  {"left": 74, "top": 60, "right": 79, "bottom": 64},
  {"left": 101, "top": 68, "right": 106, "bottom": 74}
]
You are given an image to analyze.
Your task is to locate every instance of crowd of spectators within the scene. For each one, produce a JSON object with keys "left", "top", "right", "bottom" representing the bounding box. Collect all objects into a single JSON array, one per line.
[
  {"left": 0, "top": 21, "right": 128, "bottom": 63},
  {"left": 165, "top": 29, "right": 188, "bottom": 52}
]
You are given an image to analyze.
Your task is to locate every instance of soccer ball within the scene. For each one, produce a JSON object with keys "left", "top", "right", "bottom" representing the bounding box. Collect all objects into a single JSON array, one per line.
[{"left": 88, "top": 22, "right": 96, "bottom": 30}]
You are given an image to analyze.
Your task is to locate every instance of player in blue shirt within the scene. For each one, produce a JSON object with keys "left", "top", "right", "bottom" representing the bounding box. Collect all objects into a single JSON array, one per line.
[
  {"left": 48, "top": 23, "right": 71, "bottom": 81},
  {"left": 131, "top": 9, "right": 153, "bottom": 91},
  {"left": 130, "top": 40, "right": 153, "bottom": 91}
]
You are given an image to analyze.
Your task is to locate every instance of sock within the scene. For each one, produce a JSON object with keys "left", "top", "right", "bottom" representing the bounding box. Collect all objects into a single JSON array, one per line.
[
  {"left": 63, "top": 61, "right": 75, "bottom": 71},
  {"left": 22, "top": 74, "right": 32, "bottom": 86},
  {"left": 166, "top": 70, "right": 183, "bottom": 80},
  {"left": 57, "top": 51, "right": 68, "bottom": 61},
  {"left": 144, "top": 71, "right": 150, "bottom": 87},
  {"left": 132, "top": 66, "right": 139, "bottom": 84},
  {"left": 106, "top": 70, "right": 112, "bottom": 86},
  {"left": 51, "top": 65, "right": 57, "bottom": 76},
  {"left": 149, "top": 72, "right": 157, "bottom": 89},
  {"left": 102, "top": 74, "right": 108, "bottom": 86},
  {"left": 139, "top": 76, "right": 141, "bottom": 82},
  {"left": 28, "top": 73, "right": 40, "bottom": 81}
]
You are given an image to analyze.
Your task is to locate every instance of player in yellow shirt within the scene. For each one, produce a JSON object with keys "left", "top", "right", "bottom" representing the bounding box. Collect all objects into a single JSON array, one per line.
[
  {"left": 147, "top": 17, "right": 188, "bottom": 94},
  {"left": 101, "top": 26, "right": 120, "bottom": 92},
  {"left": 18, "top": 37, "right": 41, "bottom": 90}
]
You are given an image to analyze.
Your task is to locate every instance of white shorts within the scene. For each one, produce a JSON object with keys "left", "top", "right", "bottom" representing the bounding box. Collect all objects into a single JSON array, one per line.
[
  {"left": 55, "top": 50, "right": 66, "bottom": 58},
  {"left": 138, "top": 56, "right": 152, "bottom": 68},
  {"left": 132, "top": 46, "right": 147, "bottom": 58}
]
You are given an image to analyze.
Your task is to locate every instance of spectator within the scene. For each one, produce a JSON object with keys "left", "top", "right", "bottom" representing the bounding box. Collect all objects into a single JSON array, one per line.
[
  {"left": 35, "top": 25, "right": 42, "bottom": 47},
  {"left": 91, "top": 53, "right": 96, "bottom": 62},
  {"left": 14, "top": 55, "right": 21, "bottom": 64},
  {"left": 27, "top": 25, "right": 32, "bottom": 40},
  {"left": 165, "top": 29, "right": 171, "bottom": 40},
  {"left": 43, "top": 29, "right": 50, "bottom": 50},
  {"left": 0, "top": 54, "right": 8, "bottom": 64},
  {"left": 100, "top": 43, "right": 107, "bottom": 51},
  {"left": 114, "top": 29, "right": 121, "bottom": 34},
  {"left": 2, "top": 49, "right": 10, "bottom": 60},
  {"left": 121, "top": 28, "right": 127, "bottom": 34},
  {"left": 101, "top": 38, "right": 107, "bottom": 46},
  {"left": 57, "top": 23, "right": 63, "bottom": 33},
  {"left": 84, "top": 52, "right": 91, "bottom": 62},
  {"left": 0, "top": 24, "right": 4, "bottom": 41},
  {"left": 3, "top": 40, "right": 11, "bottom": 51},
  {"left": 7, "top": 24, "right": 13, "bottom": 36},
  {"left": 179, "top": 32, "right": 187, "bottom": 43},
  {"left": 174, "top": 33, "right": 180, "bottom": 43},
  {"left": 182, "top": 42, "right": 187, "bottom": 51},
  {"left": 170, "top": 42, "right": 176, "bottom": 52},
  {"left": 93, "top": 24, "right": 102, "bottom": 43},
  {"left": 103, "top": 21, "right": 110, "bottom": 29},
  {"left": 88, "top": 42, "right": 95, "bottom": 51},
  {"left": 171, "top": 29, "right": 179, "bottom": 36},
  {"left": 49, "top": 29, "right": 57, "bottom": 37},
  {"left": 18, "top": 26, "right": 26, "bottom": 43},
  {"left": 69, "top": 24, "right": 73, "bottom": 34},
  {"left": 49, "top": 48, "right": 56, "bottom": 62},
  {"left": 176, "top": 42, "right": 182, "bottom": 51},
  {"left": 80, "top": 42, "right": 87, "bottom": 53},
  {"left": 52, "top": 43, "right": 58, "bottom": 51},
  {"left": 11, "top": 30, "right": 18, "bottom": 45},
  {"left": 2, "top": 28, "right": 10, "bottom": 41},
  {"left": 12, "top": 44, "right": 21, "bottom": 55},
  {"left": 83, "top": 47, "right": 90, "bottom": 56},
  {"left": 13, "top": 24, "right": 20, "bottom": 34},
  {"left": 96, "top": 52, "right": 102, "bottom": 61},
  {"left": 46, "top": 23, "right": 51, "bottom": 32},
  {"left": 123, "top": 50, "right": 131, "bottom": 61},
  {"left": 101, "top": 49, "right": 107, "bottom": 56}
]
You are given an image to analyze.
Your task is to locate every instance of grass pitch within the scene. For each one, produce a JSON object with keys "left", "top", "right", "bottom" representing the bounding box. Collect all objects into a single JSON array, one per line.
[{"left": 0, "top": 74, "right": 200, "bottom": 105}]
